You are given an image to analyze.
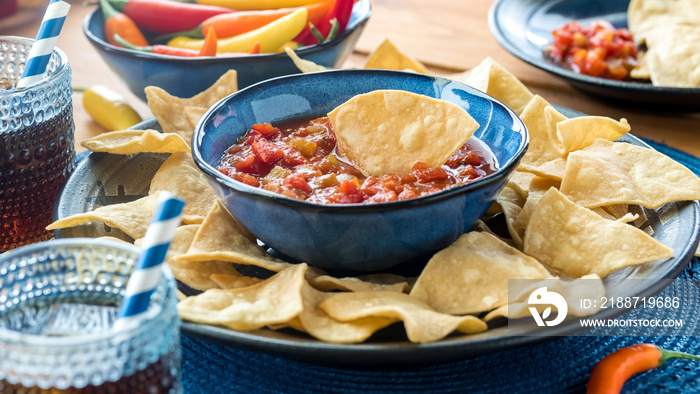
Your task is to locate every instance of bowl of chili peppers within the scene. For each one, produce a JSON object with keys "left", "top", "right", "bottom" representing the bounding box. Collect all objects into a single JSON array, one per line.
[{"left": 83, "top": 0, "right": 372, "bottom": 102}]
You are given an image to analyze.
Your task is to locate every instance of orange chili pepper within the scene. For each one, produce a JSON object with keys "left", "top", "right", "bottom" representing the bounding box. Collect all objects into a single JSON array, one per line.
[
  {"left": 587, "top": 344, "right": 700, "bottom": 394},
  {"left": 199, "top": 26, "right": 218, "bottom": 56},
  {"left": 100, "top": 0, "right": 148, "bottom": 48},
  {"left": 248, "top": 41, "right": 261, "bottom": 54}
]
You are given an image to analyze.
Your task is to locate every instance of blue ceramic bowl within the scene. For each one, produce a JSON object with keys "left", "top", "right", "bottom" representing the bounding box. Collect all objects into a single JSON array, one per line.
[
  {"left": 83, "top": 0, "right": 371, "bottom": 102},
  {"left": 192, "top": 70, "right": 529, "bottom": 273}
]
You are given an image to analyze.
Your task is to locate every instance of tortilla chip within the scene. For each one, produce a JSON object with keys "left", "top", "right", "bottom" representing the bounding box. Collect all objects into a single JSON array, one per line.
[
  {"left": 523, "top": 188, "right": 674, "bottom": 278},
  {"left": 363, "top": 39, "right": 430, "bottom": 74},
  {"left": 210, "top": 273, "right": 263, "bottom": 290},
  {"left": 80, "top": 129, "right": 191, "bottom": 154},
  {"left": 560, "top": 139, "right": 700, "bottom": 209},
  {"left": 328, "top": 90, "right": 479, "bottom": 176},
  {"left": 409, "top": 232, "right": 553, "bottom": 315},
  {"left": 149, "top": 152, "right": 218, "bottom": 222},
  {"left": 309, "top": 273, "right": 409, "bottom": 293},
  {"left": 320, "top": 292, "right": 487, "bottom": 343},
  {"left": 507, "top": 171, "right": 536, "bottom": 198},
  {"left": 496, "top": 186, "right": 527, "bottom": 248},
  {"left": 177, "top": 263, "right": 307, "bottom": 330},
  {"left": 145, "top": 70, "right": 238, "bottom": 139},
  {"left": 514, "top": 177, "right": 561, "bottom": 231},
  {"left": 46, "top": 192, "right": 163, "bottom": 240},
  {"left": 285, "top": 47, "right": 330, "bottom": 73},
  {"left": 175, "top": 200, "right": 292, "bottom": 272},
  {"left": 630, "top": 51, "right": 651, "bottom": 80},
  {"left": 136, "top": 224, "right": 240, "bottom": 291},
  {"left": 518, "top": 157, "right": 567, "bottom": 182},
  {"left": 184, "top": 106, "right": 208, "bottom": 130},
  {"left": 628, "top": 0, "right": 700, "bottom": 44},
  {"left": 294, "top": 281, "right": 397, "bottom": 343},
  {"left": 463, "top": 57, "right": 534, "bottom": 115},
  {"left": 518, "top": 95, "right": 567, "bottom": 165},
  {"left": 616, "top": 213, "right": 640, "bottom": 223},
  {"left": 644, "top": 25, "right": 700, "bottom": 87},
  {"left": 555, "top": 117, "right": 630, "bottom": 155}
]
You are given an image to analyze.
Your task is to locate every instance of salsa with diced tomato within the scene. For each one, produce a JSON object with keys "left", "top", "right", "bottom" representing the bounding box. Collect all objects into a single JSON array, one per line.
[
  {"left": 545, "top": 20, "right": 638, "bottom": 80},
  {"left": 217, "top": 117, "right": 496, "bottom": 204}
]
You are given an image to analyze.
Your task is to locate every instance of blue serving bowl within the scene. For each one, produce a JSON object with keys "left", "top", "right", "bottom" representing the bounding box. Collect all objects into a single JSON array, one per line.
[
  {"left": 192, "top": 70, "right": 529, "bottom": 273},
  {"left": 83, "top": 0, "right": 371, "bottom": 102}
]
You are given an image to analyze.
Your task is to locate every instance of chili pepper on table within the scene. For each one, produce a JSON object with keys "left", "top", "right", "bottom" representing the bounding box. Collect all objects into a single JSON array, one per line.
[
  {"left": 155, "top": 0, "right": 331, "bottom": 41},
  {"left": 167, "top": 7, "right": 308, "bottom": 53},
  {"left": 109, "top": 0, "right": 233, "bottom": 35},
  {"left": 296, "top": 0, "right": 352, "bottom": 45},
  {"left": 100, "top": 0, "right": 148, "bottom": 47},
  {"left": 174, "top": 0, "right": 325, "bottom": 11},
  {"left": 79, "top": 85, "right": 143, "bottom": 131},
  {"left": 587, "top": 343, "right": 700, "bottom": 394}
]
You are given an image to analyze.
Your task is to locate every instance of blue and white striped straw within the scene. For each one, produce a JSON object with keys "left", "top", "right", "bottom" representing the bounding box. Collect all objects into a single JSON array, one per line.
[
  {"left": 16, "top": 0, "right": 70, "bottom": 89},
  {"left": 114, "top": 192, "right": 185, "bottom": 331}
]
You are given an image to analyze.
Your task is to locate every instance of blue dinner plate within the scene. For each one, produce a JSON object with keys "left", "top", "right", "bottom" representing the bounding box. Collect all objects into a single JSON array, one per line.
[
  {"left": 52, "top": 108, "right": 700, "bottom": 365},
  {"left": 489, "top": 0, "right": 700, "bottom": 111}
]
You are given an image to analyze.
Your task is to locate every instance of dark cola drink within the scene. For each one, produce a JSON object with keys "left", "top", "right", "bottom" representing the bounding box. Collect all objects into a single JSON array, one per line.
[{"left": 0, "top": 38, "right": 76, "bottom": 252}]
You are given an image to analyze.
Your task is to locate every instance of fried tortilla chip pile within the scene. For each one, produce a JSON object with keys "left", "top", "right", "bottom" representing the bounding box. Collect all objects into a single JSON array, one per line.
[
  {"left": 628, "top": 0, "right": 700, "bottom": 87},
  {"left": 49, "top": 43, "right": 700, "bottom": 344}
]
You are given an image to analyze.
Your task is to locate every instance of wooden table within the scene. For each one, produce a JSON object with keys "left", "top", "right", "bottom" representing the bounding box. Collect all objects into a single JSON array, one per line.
[{"left": 3, "top": 0, "right": 699, "bottom": 156}]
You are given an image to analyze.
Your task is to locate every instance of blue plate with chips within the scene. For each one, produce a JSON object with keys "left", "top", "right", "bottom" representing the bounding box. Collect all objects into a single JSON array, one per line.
[{"left": 488, "top": 0, "right": 700, "bottom": 111}]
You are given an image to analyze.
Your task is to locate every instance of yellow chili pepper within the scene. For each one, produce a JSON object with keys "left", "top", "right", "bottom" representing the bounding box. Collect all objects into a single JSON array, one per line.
[
  {"left": 167, "top": 8, "right": 308, "bottom": 54},
  {"left": 81, "top": 85, "right": 143, "bottom": 131},
  {"left": 186, "top": 0, "right": 324, "bottom": 11}
]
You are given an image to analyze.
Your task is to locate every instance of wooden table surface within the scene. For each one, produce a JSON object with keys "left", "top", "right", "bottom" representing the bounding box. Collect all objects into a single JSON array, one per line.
[{"left": 3, "top": 0, "right": 699, "bottom": 156}]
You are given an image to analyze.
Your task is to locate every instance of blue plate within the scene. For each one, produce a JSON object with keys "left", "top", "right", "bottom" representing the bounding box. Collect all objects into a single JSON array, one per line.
[
  {"left": 52, "top": 107, "right": 700, "bottom": 365},
  {"left": 488, "top": 0, "right": 700, "bottom": 111}
]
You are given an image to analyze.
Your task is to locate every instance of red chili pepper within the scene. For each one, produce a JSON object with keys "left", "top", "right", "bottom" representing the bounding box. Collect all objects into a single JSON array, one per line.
[
  {"left": 587, "top": 344, "right": 700, "bottom": 394},
  {"left": 100, "top": 0, "right": 148, "bottom": 48},
  {"left": 296, "top": 0, "right": 352, "bottom": 45},
  {"left": 110, "top": 0, "right": 233, "bottom": 34},
  {"left": 248, "top": 41, "right": 261, "bottom": 54},
  {"left": 198, "top": 26, "right": 218, "bottom": 56}
]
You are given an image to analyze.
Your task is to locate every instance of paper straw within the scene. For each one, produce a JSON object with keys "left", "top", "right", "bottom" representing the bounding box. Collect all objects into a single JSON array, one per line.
[
  {"left": 114, "top": 192, "right": 185, "bottom": 330},
  {"left": 16, "top": 0, "right": 70, "bottom": 89}
]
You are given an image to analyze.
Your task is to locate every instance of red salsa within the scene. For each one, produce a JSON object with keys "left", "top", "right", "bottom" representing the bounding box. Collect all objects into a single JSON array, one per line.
[
  {"left": 218, "top": 116, "right": 496, "bottom": 204},
  {"left": 545, "top": 20, "right": 638, "bottom": 80}
]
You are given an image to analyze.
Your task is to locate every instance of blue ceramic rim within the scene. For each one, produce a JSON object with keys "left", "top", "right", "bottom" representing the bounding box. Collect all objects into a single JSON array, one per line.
[
  {"left": 487, "top": 0, "right": 700, "bottom": 96},
  {"left": 192, "top": 68, "right": 529, "bottom": 213},
  {"left": 82, "top": 0, "right": 372, "bottom": 64},
  {"left": 0, "top": 238, "right": 176, "bottom": 347},
  {"left": 0, "top": 36, "right": 69, "bottom": 92}
]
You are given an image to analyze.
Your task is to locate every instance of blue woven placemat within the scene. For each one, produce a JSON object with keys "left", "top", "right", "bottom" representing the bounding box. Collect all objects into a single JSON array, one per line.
[{"left": 180, "top": 140, "right": 700, "bottom": 394}]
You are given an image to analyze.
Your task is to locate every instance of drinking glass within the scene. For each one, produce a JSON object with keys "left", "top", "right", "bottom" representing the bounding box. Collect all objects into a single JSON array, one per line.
[
  {"left": 0, "top": 36, "right": 76, "bottom": 252},
  {"left": 0, "top": 239, "right": 182, "bottom": 393}
]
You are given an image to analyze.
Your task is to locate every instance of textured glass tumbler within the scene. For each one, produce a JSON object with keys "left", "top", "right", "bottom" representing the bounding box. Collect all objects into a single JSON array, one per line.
[
  {"left": 0, "top": 36, "right": 77, "bottom": 252},
  {"left": 0, "top": 239, "right": 182, "bottom": 394}
]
